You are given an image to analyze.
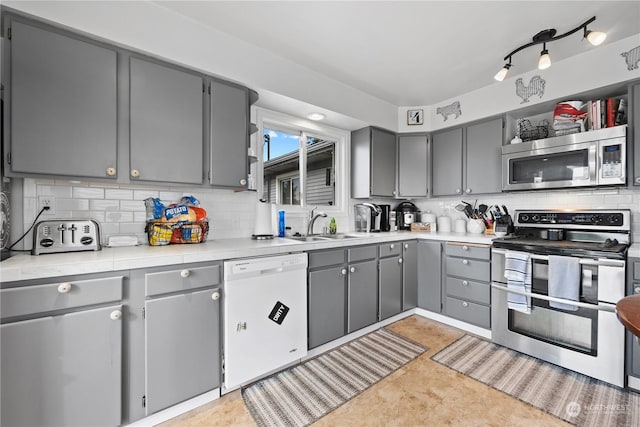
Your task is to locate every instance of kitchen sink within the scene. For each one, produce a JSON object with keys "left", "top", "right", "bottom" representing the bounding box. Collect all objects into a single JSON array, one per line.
[
  {"left": 286, "top": 233, "right": 370, "bottom": 242},
  {"left": 286, "top": 235, "right": 332, "bottom": 242}
]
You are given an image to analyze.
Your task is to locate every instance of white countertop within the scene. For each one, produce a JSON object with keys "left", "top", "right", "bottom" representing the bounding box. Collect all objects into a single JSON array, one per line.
[
  {"left": 0, "top": 231, "right": 495, "bottom": 282},
  {"left": 629, "top": 243, "right": 640, "bottom": 259}
]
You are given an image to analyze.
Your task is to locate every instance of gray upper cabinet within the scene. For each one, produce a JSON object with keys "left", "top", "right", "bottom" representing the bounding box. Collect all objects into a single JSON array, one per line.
[
  {"left": 130, "top": 57, "right": 204, "bottom": 184},
  {"left": 209, "top": 80, "right": 249, "bottom": 188},
  {"left": 432, "top": 128, "right": 463, "bottom": 196},
  {"left": 632, "top": 83, "right": 640, "bottom": 185},
  {"left": 397, "top": 135, "right": 428, "bottom": 197},
  {"left": 351, "top": 127, "right": 397, "bottom": 198},
  {"left": 432, "top": 117, "right": 503, "bottom": 196},
  {"left": 5, "top": 20, "right": 118, "bottom": 179}
]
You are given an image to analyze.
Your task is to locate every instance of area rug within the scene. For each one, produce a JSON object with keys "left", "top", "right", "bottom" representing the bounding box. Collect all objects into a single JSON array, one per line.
[
  {"left": 242, "top": 328, "right": 426, "bottom": 427},
  {"left": 431, "top": 334, "right": 640, "bottom": 427}
]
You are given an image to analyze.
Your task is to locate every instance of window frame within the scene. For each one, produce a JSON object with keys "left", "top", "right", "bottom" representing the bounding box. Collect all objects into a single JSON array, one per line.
[{"left": 255, "top": 107, "right": 349, "bottom": 216}]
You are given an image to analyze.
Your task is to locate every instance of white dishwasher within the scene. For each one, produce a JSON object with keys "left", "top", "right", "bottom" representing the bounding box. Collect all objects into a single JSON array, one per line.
[{"left": 223, "top": 253, "right": 308, "bottom": 390}]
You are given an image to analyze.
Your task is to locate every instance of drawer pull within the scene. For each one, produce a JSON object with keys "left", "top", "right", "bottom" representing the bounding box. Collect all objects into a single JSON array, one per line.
[
  {"left": 462, "top": 301, "right": 469, "bottom": 307},
  {"left": 398, "top": 258, "right": 403, "bottom": 264},
  {"left": 130, "top": 169, "right": 140, "bottom": 178},
  {"left": 462, "top": 280, "right": 469, "bottom": 286},
  {"left": 462, "top": 245, "right": 469, "bottom": 251},
  {"left": 57, "top": 283, "right": 72, "bottom": 294},
  {"left": 462, "top": 259, "right": 469, "bottom": 265},
  {"left": 404, "top": 243, "right": 409, "bottom": 249},
  {"left": 110, "top": 310, "right": 122, "bottom": 320},
  {"left": 211, "top": 291, "right": 220, "bottom": 301},
  {"left": 341, "top": 268, "right": 348, "bottom": 276},
  {"left": 350, "top": 267, "right": 356, "bottom": 273},
  {"left": 106, "top": 167, "right": 116, "bottom": 176},
  {"left": 180, "top": 269, "right": 191, "bottom": 278}
]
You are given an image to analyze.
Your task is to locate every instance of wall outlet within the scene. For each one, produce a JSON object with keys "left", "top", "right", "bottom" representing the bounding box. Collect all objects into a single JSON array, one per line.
[{"left": 38, "top": 196, "right": 56, "bottom": 215}]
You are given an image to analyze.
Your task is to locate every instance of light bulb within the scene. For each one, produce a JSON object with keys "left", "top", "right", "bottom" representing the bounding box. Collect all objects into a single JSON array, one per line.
[
  {"left": 494, "top": 65, "right": 510, "bottom": 82},
  {"left": 307, "top": 112, "right": 325, "bottom": 121},
  {"left": 538, "top": 50, "right": 551, "bottom": 70},
  {"left": 586, "top": 30, "right": 606, "bottom": 46}
]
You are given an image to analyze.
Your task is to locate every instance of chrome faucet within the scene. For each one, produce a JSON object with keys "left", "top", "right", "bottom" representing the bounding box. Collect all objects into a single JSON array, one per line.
[{"left": 307, "top": 206, "right": 328, "bottom": 235}]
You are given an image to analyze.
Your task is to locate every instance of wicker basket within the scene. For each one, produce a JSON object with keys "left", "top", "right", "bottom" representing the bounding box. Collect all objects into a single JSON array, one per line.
[
  {"left": 517, "top": 118, "right": 550, "bottom": 142},
  {"left": 146, "top": 219, "right": 209, "bottom": 246}
]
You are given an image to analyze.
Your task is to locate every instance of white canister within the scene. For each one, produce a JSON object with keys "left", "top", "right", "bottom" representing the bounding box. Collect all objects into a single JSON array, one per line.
[
  {"left": 454, "top": 219, "right": 467, "bottom": 233},
  {"left": 467, "top": 218, "right": 486, "bottom": 234},
  {"left": 437, "top": 216, "right": 452, "bottom": 232},
  {"left": 421, "top": 213, "right": 437, "bottom": 232}
]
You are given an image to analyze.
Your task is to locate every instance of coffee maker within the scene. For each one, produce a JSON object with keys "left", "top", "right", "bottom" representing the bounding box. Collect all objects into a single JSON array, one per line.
[
  {"left": 354, "top": 203, "right": 384, "bottom": 232},
  {"left": 394, "top": 201, "right": 419, "bottom": 230}
]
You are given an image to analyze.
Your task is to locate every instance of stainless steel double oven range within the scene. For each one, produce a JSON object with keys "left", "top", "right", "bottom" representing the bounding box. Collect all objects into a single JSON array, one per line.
[{"left": 491, "top": 209, "right": 630, "bottom": 387}]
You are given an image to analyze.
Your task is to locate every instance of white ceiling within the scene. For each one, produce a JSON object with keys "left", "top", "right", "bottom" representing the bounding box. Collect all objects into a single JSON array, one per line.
[{"left": 156, "top": 1, "right": 640, "bottom": 108}]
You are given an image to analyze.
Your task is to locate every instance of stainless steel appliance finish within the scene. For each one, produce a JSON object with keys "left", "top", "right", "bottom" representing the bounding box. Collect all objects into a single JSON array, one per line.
[
  {"left": 32, "top": 219, "right": 101, "bottom": 255},
  {"left": 395, "top": 201, "right": 419, "bottom": 230},
  {"left": 491, "top": 209, "right": 629, "bottom": 387},
  {"left": 502, "top": 126, "right": 626, "bottom": 191},
  {"left": 353, "top": 203, "right": 382, "bottom": 232}
]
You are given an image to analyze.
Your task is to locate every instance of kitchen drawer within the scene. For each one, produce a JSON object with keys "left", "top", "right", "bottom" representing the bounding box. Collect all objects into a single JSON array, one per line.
[
  {"left": 1, "top": 276, "right": 123, "bottom": 319},
  {"left": 445, "top": 256, "right": 490, "bottom": 282},
  {"left": 378, "top": 242, "right": 402, "bottom": 258},
  {"left": 445, "top": 243, "right": 490, "bottom": 260},
  {"left": 145, "top": 264, "right": 220, "bottom": 297},
  {"left": 348, "top": 245, "right": 377, "bottom": 263},
  {"left": 444, "top": 296, "right": 490, "bottom": 329},
  {"left": 445, "top": 277, "right": 490, "bottom": 305},
  {"left": 634, "top": 261, "right": 640, "bottom": 280},
  {"left": 309, "top": 249, "right": 346, "bottom": 269}
]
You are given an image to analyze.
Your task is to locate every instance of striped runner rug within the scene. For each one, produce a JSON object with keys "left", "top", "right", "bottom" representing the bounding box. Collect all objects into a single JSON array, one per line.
[
  {"left": 242, "top": 328, "right": 426, "bottom": 427},
  {"left": 432, "top": 334, "right": 640, "bottom": 427}
]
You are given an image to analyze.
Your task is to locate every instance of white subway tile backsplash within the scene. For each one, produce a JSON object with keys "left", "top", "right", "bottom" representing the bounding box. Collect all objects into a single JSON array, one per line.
[
  {"left": 90, "top": 199, "right": 120, "bottom": 211},
  {"left": 106, "top": 211, "right": 134, "bottom": 223},
  {"left": 105, "top": 189, "right": 133, "bottom": 200},
  {"left": 73, "top": 187, "right": 105, "bottom": 199},
  {"left": 120, "top": 200, "right": 145, "bottom": 212},
  {"left": 99, "top": 222, "right": 120, "bottom": 238},
  {"left": 56, "top": 198, "right": 89, "bottom": 211},
  {"left": 133, "top": 190, "right": 160, "bottom": 200},
  {"left": 158, "top": 191, "right": 184, "bottom": 202},
  {"left": 119, "top": 222, "right": 145, "bottom": 235}
]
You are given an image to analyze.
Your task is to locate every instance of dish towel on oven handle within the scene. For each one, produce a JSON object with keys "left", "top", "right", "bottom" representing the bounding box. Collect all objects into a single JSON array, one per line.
[
  {"left": 547, "top": 255, "right": 580, "bottom": 311},
  {"left": 504, "top": 251, "right": 532, "bottom": 314}
]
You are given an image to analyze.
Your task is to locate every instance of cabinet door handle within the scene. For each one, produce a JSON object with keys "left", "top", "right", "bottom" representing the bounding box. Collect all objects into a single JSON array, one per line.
[
  {"left": 635, "top": 286, "right": 640, "bottom": 295},
  {"left": 106, "top": 167, "right": 116, "bottom": 177},
  {"left": 455, "top": 188, "right": 462, "bottom": 195},
  {"left": 398, "top": 258, "right": 403, "bottom": 264},
  {"left": 110, "top": 310, "right": 122, "bottom": 320},
  {"left": 462, "top": 245, "right": 469, "bottom": 251},
  {"left": 180, "top": 269, "right": 191, "bottom": 278},
  {"left": 465, "top": 188, "right": 472, "bottom": 194},
  {"left": 211, "top": 291, "right": 220, "bottom": 300},
  {"left": 350, "top": 267, "right": 356, "bottom": 273},
  {"left": 240, "top": 178, "right": 247, "bottom": 186},
  {"left": 341, "top": 268, "right": 348, "bottom": 276},
  {"left": 390, "top": 244, "right": 395, "bottom": 249},
  {"left": 57, "top": 283, "right": 72, "bottom": 293},
  {"left": 635, "top": 177, "right": 640, "bottom": 184},
  {"left": 130, "top": 169, "right": 140, "bottom": 178},
  {"left": 462, "top": 301, "right": 469, "bottom": 307},
  {"left": 404, "top": 243, "right": 409, "bottom": 249},
  {"left": 462, "top": 280, "right": 469, "bottom": 286},
  {"left": 462, "top": 259, "right": 469, "bottom": 265}
]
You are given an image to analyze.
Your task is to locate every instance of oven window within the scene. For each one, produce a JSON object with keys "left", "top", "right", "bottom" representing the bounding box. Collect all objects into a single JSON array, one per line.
[{"left": 510, "top": 149, "right": 590, "bottom": 184}]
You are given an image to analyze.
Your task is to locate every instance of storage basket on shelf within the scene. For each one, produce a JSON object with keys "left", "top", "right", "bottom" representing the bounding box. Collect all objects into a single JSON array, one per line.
[
  {"left": 146, "top": 219, "right": 209, "bottom": 246},
  {"left": 517, "top": 118, "right": 550, "bottom": 142}
]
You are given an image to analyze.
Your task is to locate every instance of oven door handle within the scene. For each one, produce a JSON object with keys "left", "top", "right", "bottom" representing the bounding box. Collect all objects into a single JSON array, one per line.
[
  {"left": 491, "top": 282, "right": 617, "bottom": 312},
  {"left": 491, "top": 249, "right": 625, "bottom": 268}
]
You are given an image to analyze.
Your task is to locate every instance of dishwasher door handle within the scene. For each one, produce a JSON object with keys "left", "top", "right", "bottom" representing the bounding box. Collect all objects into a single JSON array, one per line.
[{"left": 259, "top": 266, "right": 284, "bottom": 275}]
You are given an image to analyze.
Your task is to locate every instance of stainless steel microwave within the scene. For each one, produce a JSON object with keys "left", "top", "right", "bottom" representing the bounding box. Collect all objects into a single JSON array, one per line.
[{"left": 502, "top": 125, "right": 627, "bottom": 191}]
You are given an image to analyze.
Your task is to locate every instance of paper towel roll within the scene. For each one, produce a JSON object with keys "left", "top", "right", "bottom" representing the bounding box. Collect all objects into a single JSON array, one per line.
[{"left": 253, "top": 200, "right": 273, "bottom": 237}]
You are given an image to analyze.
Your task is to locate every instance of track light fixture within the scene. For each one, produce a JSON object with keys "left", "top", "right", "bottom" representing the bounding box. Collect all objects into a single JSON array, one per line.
[{"left": 494, "top": 16, "right": 606, "bottom": 81}]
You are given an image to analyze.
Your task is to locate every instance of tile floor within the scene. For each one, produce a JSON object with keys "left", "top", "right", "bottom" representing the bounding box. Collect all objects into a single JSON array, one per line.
[{"left": 160, "top": 315, "right": 569, "bottom": 426}]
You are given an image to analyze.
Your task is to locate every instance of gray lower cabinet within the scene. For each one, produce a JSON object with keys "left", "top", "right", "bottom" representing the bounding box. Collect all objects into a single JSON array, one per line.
[
  {"left": 351, "top": 127, "right": 397, "bottom": 198},
  {"left": 417, "top": 240, "right": 442, "bottom": 313},
  {"left": 209, "top": 80, "right": 250, "bottom": 188},
  {"left": 626, "top": 258, "right": 640, "bottom": 388},
  {"left": 442, "top": 243, "right": 491, "bottom": 328},
  {"left": 379, "top": 242, "right": 403, "bottom": 320},
  {"left": 402, "top": 241, "right": 418, "bottom": 310},
  {"left": 130, "top": 57, "right": 204, "bottom": 184},
  {"left": 4, "top": 18, "right": 118, "bottom": 179},
  {"left": 142, "top": 264, "right": 221, "bottom": 415},
  {"left": 0, "top": 274, "right": 124, "bottom": 427},
  {"left": 397, "top": 134, "right": 428, "bottom": 197},
  {"left": 308, "top": 245, "right": 379, "bottom": 348},
  {"left": 432, "top": 117, "right": 503, "bottom": 196}
]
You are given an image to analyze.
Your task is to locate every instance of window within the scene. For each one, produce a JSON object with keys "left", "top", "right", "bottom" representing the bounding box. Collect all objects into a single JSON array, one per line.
[{"left": 257, "top": 108, "right": 347, "bottom": 213}]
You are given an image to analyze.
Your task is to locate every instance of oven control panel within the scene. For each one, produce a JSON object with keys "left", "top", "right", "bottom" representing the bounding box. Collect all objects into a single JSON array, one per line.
[{"left": 515, "top": 210, "right": 627, "bottom": 229}]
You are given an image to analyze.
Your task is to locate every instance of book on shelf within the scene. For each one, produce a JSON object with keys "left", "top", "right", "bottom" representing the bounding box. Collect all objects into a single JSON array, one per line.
[{"left": 586, "top": 96, "right": 627, "bottom": 130}]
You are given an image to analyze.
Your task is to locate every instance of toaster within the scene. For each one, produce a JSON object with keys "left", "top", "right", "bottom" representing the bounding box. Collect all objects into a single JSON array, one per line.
[{"left": 32, "top": 219, "right": 101, "bottom": 255}]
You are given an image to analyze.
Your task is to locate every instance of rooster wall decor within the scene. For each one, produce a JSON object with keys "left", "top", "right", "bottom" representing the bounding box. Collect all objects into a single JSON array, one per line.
[
  {"left": 621, "top": 45, "right": 640, "bottom": 71},
  {"left": 515, "top": 76, "right": 546, "bottom": 103}
]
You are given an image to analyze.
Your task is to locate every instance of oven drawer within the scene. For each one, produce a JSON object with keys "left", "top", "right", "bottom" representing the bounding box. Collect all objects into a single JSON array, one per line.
[
  {"left": 444, "top": 296, "right": 490, "bottom": 329},
  {"left": 445, "top": 256, "right": 490, "bottom": 282},
  {"left": 445, "top": 277, "right": 490, "bottom": 305},
  {"left": 445, "top": 243, "right": 490, "bottom": 260}
]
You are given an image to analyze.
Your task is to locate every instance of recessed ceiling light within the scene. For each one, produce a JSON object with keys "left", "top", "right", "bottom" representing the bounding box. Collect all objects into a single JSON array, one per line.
[{"left": 307, "top": 112, "right": 325, "bottom": 121}]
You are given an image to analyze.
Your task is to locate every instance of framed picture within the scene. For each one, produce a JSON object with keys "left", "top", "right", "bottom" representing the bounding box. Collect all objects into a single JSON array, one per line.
[{"left": 407, "top": 109, "right": 424, "bottom": 125}]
